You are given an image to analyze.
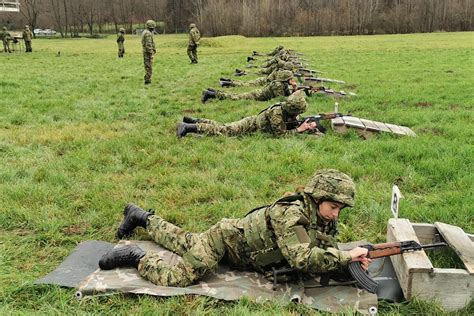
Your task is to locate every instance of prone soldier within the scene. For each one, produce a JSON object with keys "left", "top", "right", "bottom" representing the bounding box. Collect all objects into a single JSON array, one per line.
[
  {"left": 202, "top": 70, "right": 295, "bottom": 103},
  {"left": 99, "top": 169, "right": 371, "bottom": 287},
  {"left": 177, "top": 90, "right": 321, "bottom": 137},
  {"left": 220, "top": 62, "right": 295, "bottom": 88}
]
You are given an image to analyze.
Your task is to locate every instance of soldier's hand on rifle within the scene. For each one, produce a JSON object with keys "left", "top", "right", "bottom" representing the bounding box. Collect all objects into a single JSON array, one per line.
[
  {"left": 349, "top": 247, "right": 372, "bottom": 270},
  {"left": 297, "top": 119, "right": 318, "bottom": 133}
]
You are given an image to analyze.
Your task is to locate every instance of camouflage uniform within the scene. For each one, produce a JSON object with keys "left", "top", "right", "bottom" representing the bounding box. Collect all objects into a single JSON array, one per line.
[
  {"left": 187, "top": 23, "right": 201, "bottom": 64},
  {"left": 142, "top": 20, "right": 156, "bottom": 84},
  {"left": 137, "top": 169, "right": 355, "bottom": 287},
  {"left": 23, "top": 26, "right": 33, "bottom": 52},
  {"left": 117, "top": 28, "right": 125, "bottom": 58},
  {"left": 196, "top": 90, "right": 306, "bottom": 136},
  {"left": 215, "top": 70, "right": 293, "bottom": 102},
  {"left": 230, "top": 62, "right": 295, "bottom": 88},
  {"left": 1, "top": 27, "right": 11, "bottom": 53}
]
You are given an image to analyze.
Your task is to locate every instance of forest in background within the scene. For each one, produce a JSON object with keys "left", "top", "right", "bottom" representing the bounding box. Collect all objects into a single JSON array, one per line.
[{"left": 1, "top": 0, "right": 473, "bottom": 37}]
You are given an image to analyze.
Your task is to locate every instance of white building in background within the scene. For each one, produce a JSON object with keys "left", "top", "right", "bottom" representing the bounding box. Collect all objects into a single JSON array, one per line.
[{"left": 0, "top": 0, "right": 20, "bottom": 12}]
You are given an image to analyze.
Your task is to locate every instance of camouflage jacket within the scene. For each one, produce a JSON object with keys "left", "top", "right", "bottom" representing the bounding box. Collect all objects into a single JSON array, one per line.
[
  {"left": 23, "top": 30, "right": 33, "bottom": 41},
  {"left": 257, "top": 80, "right": 290, "bottom": 101},
  {"left": 141, "top": 29, "right": 155, "bottom": 54},
  {"left": 255, "top": 103, "right": 299, "bottom": 135},
  {"left": 117, "top": 33, "right": 125, "bottom": 43},
  {"left": 0, "top": 30, "right": 11, "bottom": 41},
  {"left": 188, "top": 27, "right": 200, "bottom": 46},
  {"left": 241, "top": 194, "right": 352, "bottom": 273}
]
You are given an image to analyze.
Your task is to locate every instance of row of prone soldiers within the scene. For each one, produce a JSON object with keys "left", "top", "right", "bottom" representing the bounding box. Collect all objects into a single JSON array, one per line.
[
  {"left": 176, "top": 45, "right": 353, "bottom": 138},
  {"left": 1, "top": 25, "right": 33, "bottom": 53}
]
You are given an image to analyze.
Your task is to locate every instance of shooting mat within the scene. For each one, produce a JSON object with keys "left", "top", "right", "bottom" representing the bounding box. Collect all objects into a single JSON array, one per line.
[{"left": 35, "top": 240, "right": 403, "bottom": 314}]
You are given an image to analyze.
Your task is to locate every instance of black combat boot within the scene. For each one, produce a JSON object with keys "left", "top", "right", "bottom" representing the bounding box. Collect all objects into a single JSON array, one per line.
[
  {"left": 116, "top": 204, "right": 152, "bottom": 239},
  {"left": 219, "top": 80, "right": 233, "bottom": 87},
  {"left": 247, "top": 56, "right": 255, "bottom": 62},
  {"left": 234, "top": 69, "right": 246, "bottom": 76},
  {"left": 183, "top": 116, "right": 200, "bottom": 124},
  {"left": 99, "top": 245, "right": 146, "bottom": 270},
  {"left": 176, "top": 122, "right": 198, "bottom": 138},
  {"left": 201, "top": 89, "right": 217, "bottom": 103}
]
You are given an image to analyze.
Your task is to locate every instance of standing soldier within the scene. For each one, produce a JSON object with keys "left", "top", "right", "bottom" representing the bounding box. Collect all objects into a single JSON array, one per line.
[
  {"left": 1, "top": 26, "right": 12, "bottom": 53},
  {"left": 23, "top": 25, "right": 33, "bottom": 53},
  {"left": 117, "top": 27, "right": 125, "bottom": 58},
  {"left": 142, "top": 20, "right": 156, "bottom": 85},
  {"left": 187, "top": 23, "right": 201, "bottom": 64}
]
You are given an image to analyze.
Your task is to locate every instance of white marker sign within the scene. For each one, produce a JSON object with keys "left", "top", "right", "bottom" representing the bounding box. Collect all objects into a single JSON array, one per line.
[{"left": 391, "top": 185, "right": 403, "bottom": 218}]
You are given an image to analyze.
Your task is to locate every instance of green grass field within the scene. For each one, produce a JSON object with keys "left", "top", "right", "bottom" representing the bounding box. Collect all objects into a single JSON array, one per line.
[{"left": 0, "top": 32, "right": 473, "bottom": 314}]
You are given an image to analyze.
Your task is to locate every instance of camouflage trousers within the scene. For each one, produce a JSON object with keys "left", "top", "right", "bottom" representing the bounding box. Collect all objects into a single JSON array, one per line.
[
  {"left": 138, "top": 215, "right": 250, "bottom": 287},
  {"left": 143, "top": 52, "right": 153, "bottom": 83},
  {"left": 231, "top": 77, "right": 267, "bottom": 87},
  {"left": 196, "top": 116, "right": 258, "bottom": 136},
  {"left": 2, "top": 40, "right": 11, "bottom": 53},
  {"left": 187, "top": 44, "right": 198, "bottom": 63},
  {"left": 216, "top": 88, "right": 269, "bottom": 102},
  {"left": 24, "top": 40, "right": 32, "bottom": 52},
  {"left": 118, "top": 43, "right": 125, "bottom": 58}
]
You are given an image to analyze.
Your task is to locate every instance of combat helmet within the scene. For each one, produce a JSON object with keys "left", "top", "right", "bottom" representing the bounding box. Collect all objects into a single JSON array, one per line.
[
  {"left": 145, "top": 20, "right": 156, "bottom": 29},
  {"left": 275, "top": 70, "right": 293, "bottom": 82},
  {"left": 282, "top": 90, "right": 306, "bottom": 115},
  {"left": 2, "top": 26, "right": 6, "bottom": 31},
  {"left": 25, "top": 25, "right": 29, "bottom": 29},
  {"left": 282, "top": 61, "right": 295, "bottom": 71},
  {"left": 304, "top": 169, "right": 355, "bottom": 207},
  {"left": 189, "top": 23, "right": 196, "bottom": 28},
  {"left": 119, "top": 27, "right": 125, "bottom": 33}
]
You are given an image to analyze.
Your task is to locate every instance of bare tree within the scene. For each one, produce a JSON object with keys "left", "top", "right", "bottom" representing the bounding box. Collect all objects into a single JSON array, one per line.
[{"left": 21, "top": 0, "right": 42, "bottom": 36}]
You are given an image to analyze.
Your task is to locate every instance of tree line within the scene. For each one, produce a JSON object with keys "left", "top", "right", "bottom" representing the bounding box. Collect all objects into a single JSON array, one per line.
[{"left": 1, "top": 0, "right": 472, "bottom": 37}]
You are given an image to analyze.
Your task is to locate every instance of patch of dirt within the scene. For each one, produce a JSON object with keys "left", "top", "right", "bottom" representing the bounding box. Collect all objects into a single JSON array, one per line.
[
  {"left": 343, "top": 84, "right": 358, "bottom": 90},
  {"left": 418, "top": 127, "right": 443, "bottom": 136},
  {"left": 415, "top": 102, "right": 432, "bottom": 107},
  {"left": 62, "top": 223, "right": 90, "bottom": 236},
  {"left": 182, "top": 108, "right": 197, "bottom": 113}
]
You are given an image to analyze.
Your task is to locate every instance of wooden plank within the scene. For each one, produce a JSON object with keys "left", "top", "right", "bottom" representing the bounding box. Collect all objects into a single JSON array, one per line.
[
  {"left": 412, "top": 223, "right": 438, "bottom": 244},
  {"left": 387, "top": 222, "right": 412, "bottom": 298},
  {"left": 387, "top": 219, "right": 434, "bottom": 299},
  {"left": 359, "top": 119, "right": 381, "bottom": 132},
  {"left": 372, "top": 120, "right": 392, "bottom": 133},
  {"left": 435, "top": 222, "right": 474, "bottom": 274},
  {"left": 385, "top": 123, "right": 407, "bottom": 135},
  {"left": 342, "top": 116, "right": 366, "bottom": 129},
  {"left": 468, "top": 233, "right": 474, "bottom": 243},
  {"left": 411, "top": 268, "right": 474, "bottom": 311},
  {"left": 331, "top": 117, "right": 345, "bottom": 126},
  {"left": 399, "top": 126, "right": 417, "bottom": 137}
]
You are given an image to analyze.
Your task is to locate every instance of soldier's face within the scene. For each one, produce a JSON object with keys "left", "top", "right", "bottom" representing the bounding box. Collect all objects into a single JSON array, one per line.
[{"left": 318, "top": 201, "right": 345, "bottom": 221}]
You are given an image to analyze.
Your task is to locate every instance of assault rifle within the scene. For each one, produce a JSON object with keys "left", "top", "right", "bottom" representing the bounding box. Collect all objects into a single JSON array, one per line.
[
  {"left": 270, "top": 240, "right": 446, "bottom": 292},
  {"left": 294, "top": 73, "right": 346, "bottom": 85},
  {"left": 296, "top": 85, "right": 356, "bottom": 97},
  {"left": 297, "top": 112, "right": 345, "bottom": 133},
  {"left": 348, "top": 240, "right": 446, "bottom": 293}
]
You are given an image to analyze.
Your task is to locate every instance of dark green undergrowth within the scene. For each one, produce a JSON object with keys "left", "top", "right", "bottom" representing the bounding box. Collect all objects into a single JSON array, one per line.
[{"left": 0, "top": 32, "right": 472, "bottom": 314}]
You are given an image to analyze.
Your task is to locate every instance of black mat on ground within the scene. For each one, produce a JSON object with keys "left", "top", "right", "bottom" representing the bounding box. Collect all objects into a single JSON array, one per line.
[{"left": 34, "top": 241, "right": 115, "bottom": 288}]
